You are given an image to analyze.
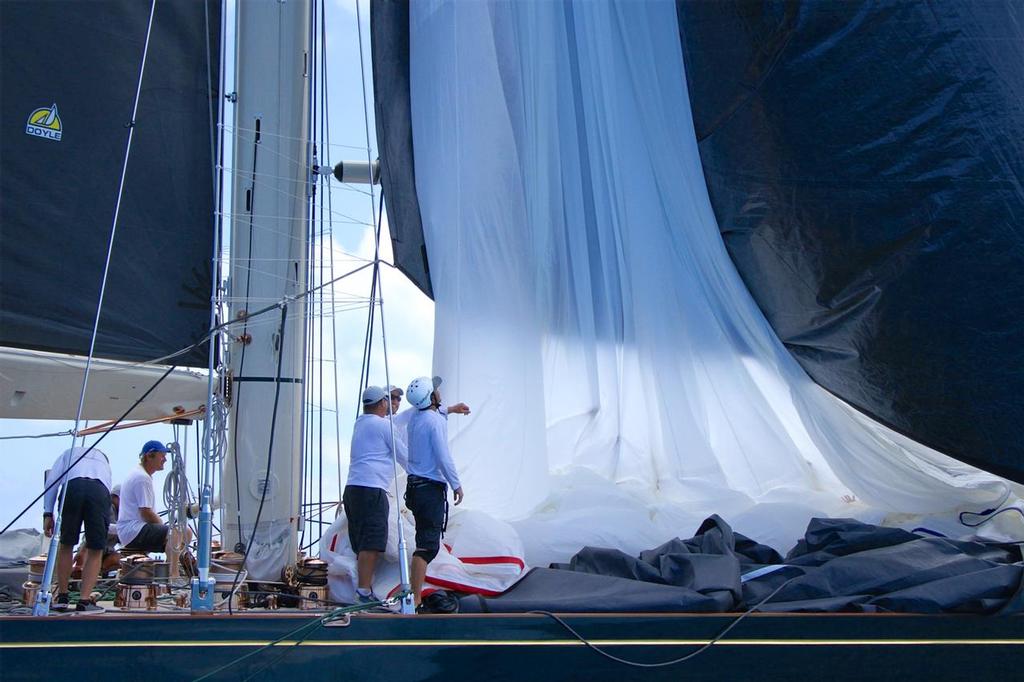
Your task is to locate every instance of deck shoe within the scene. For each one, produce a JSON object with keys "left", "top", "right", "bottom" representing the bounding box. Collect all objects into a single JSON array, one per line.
[
  {"left": 355, "top": 592, "right": 380, "bottom": 606},
  {"left": 52, "top": 593, "right": 70, "bottom": 610},
  {"left": 75, "top": 600, "right": 104, "bottom": 613}
]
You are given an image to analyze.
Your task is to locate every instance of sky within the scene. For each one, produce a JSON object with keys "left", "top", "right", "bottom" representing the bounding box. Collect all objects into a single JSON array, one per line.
[{"left": 0, "top": 0, "right": 434, "bottom": 549}]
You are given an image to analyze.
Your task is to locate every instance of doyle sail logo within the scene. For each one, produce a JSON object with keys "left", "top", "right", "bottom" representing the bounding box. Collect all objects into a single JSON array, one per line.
[{"left": 25, "top": 103, "right": 63, "bottom": 141}]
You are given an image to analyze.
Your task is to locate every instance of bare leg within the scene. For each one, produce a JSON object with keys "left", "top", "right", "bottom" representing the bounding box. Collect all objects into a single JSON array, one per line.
[
  {"left": 79, "top": 548, "right": 102, "bottom": 602},
  {"left": 102, "top": 551, "right": 121, "bottom": 575},
  {"left": 410, "top": 555, "right": 428, "bottom": 607},
  {"left": 56, "top": 543, "right": 74, "bottom": 594},
  {"left": 166, "top": 526, "right": 193, "bottom": 580},
  {"left": 356, "top": 550, "right": 380, "bottom": 591}
]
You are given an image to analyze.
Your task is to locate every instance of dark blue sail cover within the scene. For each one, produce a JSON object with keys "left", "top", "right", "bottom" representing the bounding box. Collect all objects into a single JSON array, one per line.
[
  {"left": 675, "top": 1, "right": 1024, "bottom": 482},
  {"left": 0, "top": 0, "right": 220, "bottom": 366}
]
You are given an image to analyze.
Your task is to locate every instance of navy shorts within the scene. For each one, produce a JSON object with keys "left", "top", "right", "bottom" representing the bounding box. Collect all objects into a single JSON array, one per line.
[
  {"left": 60, "top": 478, "right": 111, "bottom": 551},
  {"left": 123, "top": 523, "right": 170, "bottom": 553},
  {"left": 404, "top": 475, "right": 447, "bottom": 561},
  {"left": 343, "top": 485, "right": 388, "bottom": 553}
]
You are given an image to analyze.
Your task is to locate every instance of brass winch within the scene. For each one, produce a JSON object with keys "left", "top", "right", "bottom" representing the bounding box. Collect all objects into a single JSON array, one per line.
[
  {"left": 293, "top": 557, "right": 330, "bottom": 611},
  {"left": 23, "top": 556, "right": 54, "bottom": 606},
  {"left": 20, "top": 582, "right": 46, "bottom": 607},
  {"left": 114, "top": 555, "right": 158, "bottom": 610},
  {"left": 26, "top": 555, "right": 49, "bottom": 582},
  {"left": 297, "top": 584, "right": 330, "bottom": 610},
  {"left": 114, "top": 583, "right": 158, "bottom": 610},
  {"left": 216, "top": 581, "right": 249, "bottom": 611},
  {"left": 118, "top": 554, "right": 156, "bottom": 584}
]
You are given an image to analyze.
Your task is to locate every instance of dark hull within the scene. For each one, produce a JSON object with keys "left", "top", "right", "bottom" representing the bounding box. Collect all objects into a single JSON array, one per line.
[{"left": 2, "top": 612, "right": 1021, "bottom": 680}]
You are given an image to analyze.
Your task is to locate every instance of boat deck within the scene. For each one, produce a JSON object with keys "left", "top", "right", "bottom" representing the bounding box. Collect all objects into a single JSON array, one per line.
[{"left": 2, "top": 609, "right": 1022, "bottom": 681}]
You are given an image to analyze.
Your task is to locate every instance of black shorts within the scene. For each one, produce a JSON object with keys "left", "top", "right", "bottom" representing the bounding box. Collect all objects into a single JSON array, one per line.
[
  {"left": 343, "top": 485, "right": 389, "bottom": 553},
  {"left": 123, "top": 523, "right": 170, "bottom": 553},
  {"left": 404, "top": 475, "right": 447, "bottom": 560},
  {"left": 59, "top": 478, "right": 111, "bottom": 551}
]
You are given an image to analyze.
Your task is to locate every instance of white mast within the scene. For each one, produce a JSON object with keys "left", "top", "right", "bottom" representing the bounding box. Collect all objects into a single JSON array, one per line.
[{"left": 222, "top": 0, "right": 311, "bottom": 582}]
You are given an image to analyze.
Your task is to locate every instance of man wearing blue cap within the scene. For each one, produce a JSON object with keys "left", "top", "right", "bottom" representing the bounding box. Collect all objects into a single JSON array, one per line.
[{"left": 118, "top": 441, "right": 191, "bottom": 574}]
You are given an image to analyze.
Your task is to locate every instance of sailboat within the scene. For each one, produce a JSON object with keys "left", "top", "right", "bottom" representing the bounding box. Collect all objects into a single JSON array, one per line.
[{"left": 2, "top": 0, "right": 1023, "bottom": 680}]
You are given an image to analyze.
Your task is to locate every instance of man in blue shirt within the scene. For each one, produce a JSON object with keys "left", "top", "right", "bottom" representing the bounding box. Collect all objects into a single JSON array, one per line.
[{"left": 405, "top": 376, "right": 466, "bottom": 608}]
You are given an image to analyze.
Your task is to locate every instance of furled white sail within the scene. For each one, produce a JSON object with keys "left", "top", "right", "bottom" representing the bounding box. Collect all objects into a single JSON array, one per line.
[{"left": 220, "top": 0, "right": 311, "bottom": 581}]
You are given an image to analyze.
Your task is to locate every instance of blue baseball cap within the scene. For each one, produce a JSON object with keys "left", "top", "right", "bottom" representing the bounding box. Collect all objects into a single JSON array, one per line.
[{"left": 141, "top": 440, "right": 169, "bottom": 455}]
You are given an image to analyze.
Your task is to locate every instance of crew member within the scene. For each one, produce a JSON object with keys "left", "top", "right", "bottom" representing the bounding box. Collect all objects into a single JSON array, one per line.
[
  {"left": 388, "top": 383, "right": 471, "bottom": 451},
  {"left": 404, "top": 376, "right": 465, "bottom": 608},
  {"left": 117, "top": 441, "right": 192, "bottom": 577},
  {"left": 73, "top": 482, "right": 121, "bottom": 577},
  {"left": 42, "top": 446, "right": 112, "bottom": 612},
  {"left": 343, "top": 386, "right": 409, "bottom": 604}
]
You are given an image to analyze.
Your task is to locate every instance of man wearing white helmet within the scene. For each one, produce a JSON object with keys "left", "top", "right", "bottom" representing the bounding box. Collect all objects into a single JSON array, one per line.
[
  {"left": 386, "top": 384, "right": 470, "bottom": 451},
  {"left": 343, "top": 385, "right": 410, "bottom": 604},
  {"left": 404, "top": 375, "right": 465, "bottom": 608}
]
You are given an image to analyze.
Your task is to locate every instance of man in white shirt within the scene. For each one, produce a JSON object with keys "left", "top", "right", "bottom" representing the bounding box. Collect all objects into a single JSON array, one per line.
[
  {"left": 118, "top": 440, "right": 191, "bottom": 577},
  {"left": 42, "top": 446, "right": 112, "bottom": 612},
  {"left": 404, "top": 376, "right": 466, "bottom": 608},
  {"left": 343, "top": 386, "right": 409, "bottom": 604}
]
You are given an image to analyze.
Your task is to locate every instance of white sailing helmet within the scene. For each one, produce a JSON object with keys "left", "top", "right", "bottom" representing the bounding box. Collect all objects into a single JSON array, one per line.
[{"left": 407, "top": 376, "right": 442, "bottom": 410}]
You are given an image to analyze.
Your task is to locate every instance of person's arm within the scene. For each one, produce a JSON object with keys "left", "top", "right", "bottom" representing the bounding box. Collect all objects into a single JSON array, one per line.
[
  {"left": 138, "top": 507, "right": 163, "bottom": 524},
  {"left": 42, "top": 453, "right": 68, "bottom": 515},
  {"left": 430, "top": 421, "right": 463, "bottom": 503},
  {"left": 42, "top": 454, "right": 68, "bottom": 535},
  {"left": 393, "top": 431, "right": 409, "bottom": 472},
  {"left": 139, "top": 476, "right": 161, "bottom": 524},
  {"left": 446, "top": 402, "right": 471, "bottom": 415}
]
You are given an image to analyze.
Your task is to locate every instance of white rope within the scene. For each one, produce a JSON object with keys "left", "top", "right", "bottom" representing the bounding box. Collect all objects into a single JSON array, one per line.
[{"left": 163, "top": 441, "right": 190, "bottom": 552}]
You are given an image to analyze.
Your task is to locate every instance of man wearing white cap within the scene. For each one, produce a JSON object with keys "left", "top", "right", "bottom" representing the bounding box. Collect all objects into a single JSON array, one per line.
[{"left": 343, "top": 386, "right": 410, "bottom": 604}]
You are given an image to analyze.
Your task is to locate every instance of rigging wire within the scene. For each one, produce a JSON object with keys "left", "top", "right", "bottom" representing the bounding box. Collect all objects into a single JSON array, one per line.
[
  {"left": 0, "top": 430, "right": 75, "bottom": 441},
  {"left": 321, "top": 20, "right": 346, "bottom": 515},
  {"left": 353, "top": 0, "right": 414, "bottom": 612},
  {"left": 299, "top": 0, "right": 320, "bottom": 552},
  {"left": 228, "top": 114, "right": 265, "bottom": 548},
  {"left": 315, "top": 0, "right": 327, "bottom": 549},
  {"left": 1, "top": 365, "right": 178, "bottom": 536},
  {"left": 223, "top": 122, "right": 372, "bottom": 152},
  {"left": 33, "top": 0, "right": 159, "bottom": 616}
]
